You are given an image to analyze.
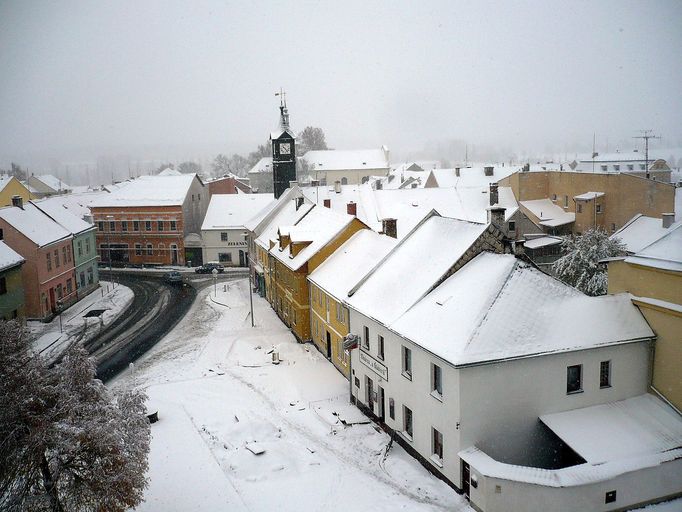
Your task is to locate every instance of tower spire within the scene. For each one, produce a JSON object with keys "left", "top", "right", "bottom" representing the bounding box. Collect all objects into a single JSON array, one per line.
[{"left": 275, "top": 88, "right": 290, "bottom": 130}]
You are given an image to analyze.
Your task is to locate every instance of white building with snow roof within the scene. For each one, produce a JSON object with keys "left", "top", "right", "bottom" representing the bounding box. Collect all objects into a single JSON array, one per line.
[
  {"left": 27, "top": 174, "right": 72, "bottom": 197},
  {"left": 302, "top": 146, "right": 390, "bottom": 186},
  {"left": 348, "top": 248, "right": 679, "bottom": 512}
]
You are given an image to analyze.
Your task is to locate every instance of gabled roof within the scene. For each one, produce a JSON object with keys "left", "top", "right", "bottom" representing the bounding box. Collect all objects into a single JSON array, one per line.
[
  {"left": 392, "top": 252, "right": 654, "bottom": 367},
  {"left": 245, "top": 186, "right": 309, "bottom": 235},
  {"left": 247, "top": 157, "right": 273, "bottom": 175},
  {"left": 612, "top": 214, "right": 673, "bottom": 254},
  {"left": 270, "top": 128, "right": 296, "bottom": 140},
  {"left": 158, "top": 168, "right": 182, "bottom": 176},
  {"left": 625, "top": 221, "right": 682, "bottom": 272},
  {"left": 254, "top": 195, "right": 314, "bottom": 250},
  {"left": 308, "top": 229, "right": 397, "bottom": 301},
  {"left": 269, "top": 205, "right": 357, "bottom": 271},
  {"left": 201, "top": 194, "right": 275, "bottom": 231},
  {"left": 0, "top": 241, "right": 24, "bottom": 271},
  {"left": 31, "top": 199, "right": 94, "bottom": 235},
  {"left": 427, "top": 165, "right": 519, "bottom": 189},
  {"left": 90, "top": 174, "right": 200, "bottom": 207},
  {"left": 0, "top": 203, "right": 72, "bottom": 247},
  {"left": 0, "top": 175, "right": 20, "bottom": 194},
  {"left": 346, "top": 215, "right": 489, "bottom": 325},
  {"left": 520, "top": 198, "right": 575, "bottom": 227},
  {"left": 303, "top": 147, "right": 389, "bottom": 172},
  {"left": 33, "top": 174, "right": 71, "bottom": 192}
]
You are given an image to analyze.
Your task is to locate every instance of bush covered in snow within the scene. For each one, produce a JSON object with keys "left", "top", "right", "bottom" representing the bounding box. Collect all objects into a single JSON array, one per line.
[
  {"left": 552, "top": 228, "right": 626, "bottom": 296},
  {"left": 0, "top": 320, "right": 151, "bottom": 512}
]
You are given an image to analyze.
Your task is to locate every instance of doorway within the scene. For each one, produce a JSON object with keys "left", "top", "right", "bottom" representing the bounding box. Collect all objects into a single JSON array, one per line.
[
  {"left": 170, "top": 244, "right": 179, "bottom": 265},
  {"left": 462, "top": 461, "right": 471, "bottom": 499},
  {"left": 365, "top": 376, "right": 374, "bottom": 412},
  {"left": 239, "top": 250, "right": 246, "bottom": 267},
  {"left": 326, "top": 331, "right": 332, "bottom": 359},
  {"left": 378, "top": 386, "right": 385, "bottom": 422}
]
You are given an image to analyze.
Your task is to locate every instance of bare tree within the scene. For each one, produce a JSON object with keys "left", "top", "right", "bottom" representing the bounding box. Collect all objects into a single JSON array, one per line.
[
  {"left": 177, "top": 161, "right": 202, "bottom": 174},
  {"left": 0, "top": 321, "right": 151, "bottom": 512},
  {"left": 297, "top": 126, "right": 328, "bottom": 154}
]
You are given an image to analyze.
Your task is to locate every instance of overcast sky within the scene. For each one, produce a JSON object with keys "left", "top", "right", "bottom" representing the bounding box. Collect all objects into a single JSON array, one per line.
[{"left": 1, "top": 0, "right": 681, "bottom": 168}]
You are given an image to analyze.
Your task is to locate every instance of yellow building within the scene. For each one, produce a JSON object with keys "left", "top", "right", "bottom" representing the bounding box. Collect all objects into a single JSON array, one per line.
[
  {"left": 0, "top": 176, "right": 32, "bottom": 207},
  {"left": 267, "top": 205, "right": 366, "bottom": 343},
  {"left": 607, "top": 222, "right": 682, "bottom": 411},
  {"left": 308, "top": 230, "right": 397, "bottom": 376}
]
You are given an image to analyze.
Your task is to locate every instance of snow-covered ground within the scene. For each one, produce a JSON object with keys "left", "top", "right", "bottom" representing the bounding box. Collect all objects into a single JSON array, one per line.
[
  {"left": 112, "top": 279, "right": 470, "bottom": 512},
  {"left": 31, "top": 281, "right": 133, "bottom": 360}
]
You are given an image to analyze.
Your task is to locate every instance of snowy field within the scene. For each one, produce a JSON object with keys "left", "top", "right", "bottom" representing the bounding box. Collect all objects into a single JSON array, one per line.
[
  {"left": 31, "top": 281, "right": 133, "bottom": 360},
  {"left": 112, "top": 279, "right": 470, "bottom": 512}
]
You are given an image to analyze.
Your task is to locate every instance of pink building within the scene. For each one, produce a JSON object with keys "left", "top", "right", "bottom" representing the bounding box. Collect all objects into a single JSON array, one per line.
[{"left": 0, "top": 201, "right": 76, "bottom": 320}]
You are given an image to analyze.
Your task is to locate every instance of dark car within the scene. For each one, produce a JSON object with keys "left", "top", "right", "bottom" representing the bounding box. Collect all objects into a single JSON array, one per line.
[
  {"left": 195, "top": 263, "right": 225, "bottom": 274},
  {"left": 164, "top": 271, "right": 183, "bottom": 284}
]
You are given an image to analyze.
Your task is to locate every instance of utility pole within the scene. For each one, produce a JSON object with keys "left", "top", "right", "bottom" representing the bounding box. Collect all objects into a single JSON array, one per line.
[{"left": 633, "top": 130, "right": 660, "bottom": 179}]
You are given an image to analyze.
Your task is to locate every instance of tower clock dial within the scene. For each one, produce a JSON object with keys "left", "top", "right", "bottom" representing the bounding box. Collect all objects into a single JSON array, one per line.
[{"left": 279, "top": 143, "right": 291, "bottom": 155}]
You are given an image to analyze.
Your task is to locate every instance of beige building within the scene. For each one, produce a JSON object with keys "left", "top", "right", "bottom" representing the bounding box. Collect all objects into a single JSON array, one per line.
[
  {"left": 302, "top": 147, "right": 390, "bottom": 186},
  {"left": 500, "top": 170, "right": 675, "bottom": 235},
  {"left": 607, "top": 221, "right": 682, "bottom": 412}
]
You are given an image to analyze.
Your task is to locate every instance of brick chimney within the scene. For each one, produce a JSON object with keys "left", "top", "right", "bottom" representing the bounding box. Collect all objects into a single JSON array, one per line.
[
  {"left": 662, "top": 213, "right": 675, "bottom": 229},
  {"left": 311, "top": 179, "right": 320, "bottom": 187},
  {"left": 11, "top": 195, "right": 23, "bottom": 209},
  {"left": 484, "top": 166, "right": 494, "bottom": 177},
  {"left": 382, "top": 218, "right": 397, "bottom": 239},
  {"left": 347, "top": 201, "right": 357, "bottom": 216},
  {"left": 375, "top": 180, "right": 383, "bottom": 190},
  {"left": 489, "top": 183, "right": 499, "bottom": 206},
  {"left": 323, "top": 198, "right": 331, "bottom": 208},
  {"left": 455, "top": 167, "right": 460, "bottom": 177},
  {"left": 487, "top": 206, "right": 506, "bottom": 227}
]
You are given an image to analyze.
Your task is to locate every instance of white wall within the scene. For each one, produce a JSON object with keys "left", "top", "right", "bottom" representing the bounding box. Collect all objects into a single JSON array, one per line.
[
  {"left": 182, "top": 177, "right": 209, "bottom": 235},
  {"left": 459, "top": 342, "right": 651, "bottom": 468},
  {"left": 201, "top": 228, "right": 248, "bottom": 266}
]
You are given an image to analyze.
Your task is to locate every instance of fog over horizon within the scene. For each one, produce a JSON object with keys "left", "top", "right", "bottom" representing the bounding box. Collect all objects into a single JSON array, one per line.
[{"left": 1, "top": 0, "right": 681, "bottom": 183}]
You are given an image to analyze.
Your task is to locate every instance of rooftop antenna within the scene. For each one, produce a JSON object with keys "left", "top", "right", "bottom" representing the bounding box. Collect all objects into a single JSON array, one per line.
[{"left": 633, "top": 130, "right": 660, "bottom": 179}]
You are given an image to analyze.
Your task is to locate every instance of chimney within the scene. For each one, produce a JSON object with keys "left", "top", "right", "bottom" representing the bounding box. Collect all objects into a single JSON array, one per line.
[
  {"left": 662, "top": 213, "right": 675, "bottom": 229},
  {"left": 11, "top": 195, "right": 23, "bottom": 209},
  {"left": 513, "top": 239, "right": 525, "bottom": 256},
  {"left": 455, "top": 167, "right": 460, "bottom": 177},
  {"left": 522, "top": 163, "right": 530, "bottom": 172},
  {"left": 323, "top": 198, "right": 331, "bottom": 208},
  {"left": 484, "top": 166, "right": 494, "bottom": 177},
  {"left": 334, "top": 180, "right": 341, "bottom": 194},
  {"left": 489, "top": 183, "right": 499, "bottom": 206},
  {"left": 375, "top": 180, "right": 383, "bottom": 190},
  {"left": 487, "top": 206, "right": 506, "bottom": 226},
  {"left": 347, "top": 201, "right": 357, "bottom": 216},
  {"left": 311, "top": 179, "right": 320, "bottom": 187},
  {"left": 295, "top": 197, "right": 304, "bottom": 210},
  {"left": 382, "top": 218, "right": 397, "bottom": 239}
]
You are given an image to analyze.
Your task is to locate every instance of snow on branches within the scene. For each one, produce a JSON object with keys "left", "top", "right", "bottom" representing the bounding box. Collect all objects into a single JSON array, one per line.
[
  {"left": 0, "top": 321, "right": 151, "bottom": 512},
  {"left": 552, "top": 228, "right": 626, "bottom": 296}
]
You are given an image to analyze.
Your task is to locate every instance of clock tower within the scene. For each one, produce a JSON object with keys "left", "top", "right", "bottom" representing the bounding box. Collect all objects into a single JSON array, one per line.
[{"left": 271, "top": 90, "right": 297, "bottom": 199}]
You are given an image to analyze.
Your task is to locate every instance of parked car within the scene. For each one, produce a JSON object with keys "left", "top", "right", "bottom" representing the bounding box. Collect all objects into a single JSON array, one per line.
[
  {"left": 164, "top": 271, "right": 183, "bottom": 284},
  {"left": 195, "top": 263, "right": 225, "bottom": 274}
]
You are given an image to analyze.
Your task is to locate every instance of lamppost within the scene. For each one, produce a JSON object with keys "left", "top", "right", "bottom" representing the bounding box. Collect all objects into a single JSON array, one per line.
[
  {"left": 56, "top": 299, "right": 64, "bottom": 333},
  {"left": 343, "top": 333, "right": 360, "bottom": 404},
  {"left": 243, "top": 232, "right": 255, "bottom": 328},
  {"left": 212, "top": 268, "right": 218, "bottom": 297},
  {"left": 105, "top": 214, "right": 114, "bottom": 286}
]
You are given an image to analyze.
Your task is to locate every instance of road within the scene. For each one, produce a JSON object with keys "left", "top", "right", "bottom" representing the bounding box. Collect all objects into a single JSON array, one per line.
[{"left": 93, "top": 270, "right": 247, "bottom": 382}]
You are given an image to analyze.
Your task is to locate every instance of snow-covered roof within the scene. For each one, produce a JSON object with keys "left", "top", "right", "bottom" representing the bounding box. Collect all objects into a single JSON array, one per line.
[
  {"left": 247, "top": 157, "right": 273, "bottom": 175},
  {"left": 31, "top": 198, "right": 94, "bottom": 235},
  {"left": 578, "top": 151, "right": 660, "bottom": 163},
  {"left": 624, "top": 221, "right": 682, "bottom": 272},
  {"left": 0, "top": 203, "right": 72, "bottom": 247},
  {"left": 308, "top": 229, "right": 397, "bottom": 301},
  {"left": 303, "top": 148, "right": 389, "bottom": 172},
  {"left": 0, "top": 240, "right": 24, "bottom": 271},
  {"left": 523, "top": 236, "right": 563, "bottom": 250},
  {"left": 392, "top": 252, "right": 654, "bottom": 367},
  {"left": 269, "top": 205, "right": 356, "bottom": 271},
  {"left": 34, "top": 174, "right": 71, "bottom": 192},
  {"left": 346, "top": 215, "right": 489, "bottom": 325},
  {"left": 427, "top": 165, "right": 519, "bottom": 189},
  {"left": 573, "top": 191, "right": 604, "bottom": 200},
  {"left": 541, "top": 394, "right": 682, "bottom": 465},
  {"left": 0, "top": 175, "right": 17, "bottom": 193},
  {"left": 201, "top": 194, "right": 275, "bottom": 231},
  {"left": 158, "top": 168, "right": 182, "bottom": 176},
  {"left": 270, "top": 127, "right": 296, "bottom": 140},
  {"left": 520, "top": 198, "right": 575, "bottom": 227},
  {"left": 254, "top": 197, "right": 314, "bottom": 251},
  {"left": 90, "top": 174, "right": 199, "bottom": 207},
  {"left": 392, "top": 161, "right": 440, "bottom": 173},
  {"left": 612, "top": 214, "right": 672, "bottom": 254}
]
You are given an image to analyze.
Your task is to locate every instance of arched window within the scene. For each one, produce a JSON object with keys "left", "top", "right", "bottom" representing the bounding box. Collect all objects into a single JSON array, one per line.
[
  {"left": 361, "top": 176, "right": 369, "bottom": 184},
  {"left": 341, "top": 177, "right": 348, "bottom": 185}
]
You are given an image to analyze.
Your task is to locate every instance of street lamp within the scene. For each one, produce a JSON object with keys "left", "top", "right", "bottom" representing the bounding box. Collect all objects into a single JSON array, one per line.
[
  {"left": 56, "top": 299, "right": 64, "bottom": 333},
  {"left": 212, "top": 268, "right": 218, "bottom": 297},
  {"left": 243, "top": 232, "right": 255, "bottom": 327},
  {"left": 343, "top": 333, "right": 360, "bottom": 404},
  {"left": 105, "top": 214, "right": 114, "bottom": 286}
]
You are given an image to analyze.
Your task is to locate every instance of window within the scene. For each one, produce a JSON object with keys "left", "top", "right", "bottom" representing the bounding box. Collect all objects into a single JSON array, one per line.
[
  {"left": 109, "top": 220, "right": 115, "bottom": 232},
  {"left": 218, "top": 252, "right": 232, "bottom": 263},
  {"left": 54, "top": 249, "right": 60, "bottom": 267},
  {"left": 341, "top": 177, "right": 348, "bottom": 185},
  {"left": 221, "top": 232, "right": 228, "bottom": 242},
  {"left": 135, "top": 243, "right": 142, "bottom": 255},
  {"left": 77, "top": 241, "right": 83, "bottom": 257},
  {"left": 432, "top": 428, "right": 443, "bottom": 463},
  {"left": 145, "top": 220, "right": 152, "bottom": 231},
  {"left": 639, "top": 164, "right": 646, "bottom": 170},
  {"left": 157, "top": 220, "right": 164, "bottom": 231},
  {"left": 133, "top": 220, "right": 140, "bottom": 231},
  {"left": 600, "top": 360, "right": 611, "bottom": 388},
  {"left": 363, "top": 326, "right": 370, "bottom": 350},
  {"left": 596, "top": 204, "right": 602, "bottom": 214},
  {"left": 432, "top": 363, "right": 442, "bottom": 398},
  {"left": 336, "top": 302, "right": 345, "bottom": 324},
  {"left": 508, "top": 220, "right": 516, "bottom": 231},
  {"left": 600, "top": 165, "right": 608, "bottom": 171},
  {"left": 46, "top": 252, "right": 52, "bottom": 271},
  {"left": 79, "top": 271, "right": 85, "bottom": 287},
  {"left": 567, "top": 364, "right": 582, "bottom": 394},
  {"left": 97, "top": 221, "right": 104, "bottom": 232},
  {"left": 403, "top": 406, "right": 413, "bottom": 439},
  {"left": 66, "top": 279, "right": 72, "bottom": 294},
  {"left": 605, "top": 491, "right": 617, "bottom": 504},
  {"left": 87, "top": 267, "right": 93, "bottom": 284},
  {"left": 378, "top": 335, "right": 385, "bottom": 360},
  {"left": 85, "top": 238, "right": 90, "bottom": 254},
  {"left": 551, "top": 193, "right": 557, "bottom": 201},
  {"left": 611, "top": 223, "right": 616, "bottom": 232},
  {"left": 121, "top": 220, "right": 128, "bottom": 232},
  {"left": 577, "top": 203, "right": 583, "bottom": 213},
  {"left": 198, "top": 194, "right": 201, "bottom": 201},
  {"left": 389, "top": 398, "right": 395, "bottom": 420},
  {"left": 56, "top": 284, "right": 63, "bottom": 299},
  {"left": 146, "top": 244, "right": 153, "bottom": 255},
  {"left": 402, "top": 346, "right": 412, "bottom": 379},
  {"left": 0, "top": 277, "right": 6, "bottom": 295},
  {"left": 170, "top": 220, "right": 177, "bottom": 231},
  {"left": 192, "top": 194, "right": 195, "bottom": 201},
  {"left": 564, "top": 195, "right": 568, "bottom": 208},
  {"left": 613, "top": 165, "right": 620, "bottom": 171},
  {"left": 627, "top": 164, "right": 634, "bottom": 171},
  {"left": 66, "top": 246, "right": 71, "bottom": 262}
]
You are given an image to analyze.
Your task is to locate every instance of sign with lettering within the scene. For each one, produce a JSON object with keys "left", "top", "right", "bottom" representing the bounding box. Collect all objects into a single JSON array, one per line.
[
  {"left": 359, "top": 350, "right": 388, "bottom": 380},
  {"left": 225, "top": 241, "right": 247, "bottom": 247}
]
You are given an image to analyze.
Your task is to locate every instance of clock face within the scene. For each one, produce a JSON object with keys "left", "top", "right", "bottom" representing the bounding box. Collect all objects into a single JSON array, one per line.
[{"left": 279, "top": 143, "right": 291, "bottom": 155}]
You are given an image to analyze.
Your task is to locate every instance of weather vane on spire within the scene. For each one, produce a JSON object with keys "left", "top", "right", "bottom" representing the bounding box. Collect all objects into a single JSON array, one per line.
[{"left": 275, "top": 88, "right": 290, "bottom": 129}]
